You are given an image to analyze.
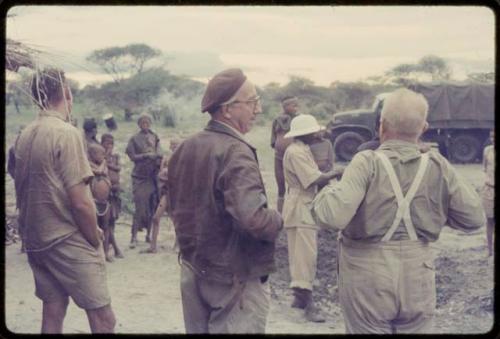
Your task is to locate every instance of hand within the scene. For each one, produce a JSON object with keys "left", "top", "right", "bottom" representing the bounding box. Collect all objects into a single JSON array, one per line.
[{"left": 97, "top": 228, "right": 104, "bottom": 242}]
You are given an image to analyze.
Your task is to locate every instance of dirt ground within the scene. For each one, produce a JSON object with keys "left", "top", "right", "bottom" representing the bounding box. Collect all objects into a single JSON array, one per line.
[{"left": 3, "top": 162, "right": 494, "bottom": 334}]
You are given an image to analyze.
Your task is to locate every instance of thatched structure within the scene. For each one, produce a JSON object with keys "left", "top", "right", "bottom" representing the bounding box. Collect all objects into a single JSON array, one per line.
[{"left": 6, "top": 38, "right": 36, "bottom": 72}]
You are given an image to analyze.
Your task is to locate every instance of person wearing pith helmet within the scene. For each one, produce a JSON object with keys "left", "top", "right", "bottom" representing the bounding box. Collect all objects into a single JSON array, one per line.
[
  {"left": 167, "top": 68, "right": 283, "bottom": 334},
  {"left": 282, "top": 114, "right": 342, "bottom": 323}
]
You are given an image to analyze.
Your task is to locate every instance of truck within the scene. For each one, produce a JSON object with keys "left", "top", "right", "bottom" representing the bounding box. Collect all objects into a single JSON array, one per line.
[{"left": 326, "top": 83, "right": 495, "bottom": 163}]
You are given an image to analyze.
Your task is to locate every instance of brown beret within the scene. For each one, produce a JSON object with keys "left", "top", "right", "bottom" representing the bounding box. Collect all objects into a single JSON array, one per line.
[{"left": 201, "top": 68, "right": 247, "bottom": 113}]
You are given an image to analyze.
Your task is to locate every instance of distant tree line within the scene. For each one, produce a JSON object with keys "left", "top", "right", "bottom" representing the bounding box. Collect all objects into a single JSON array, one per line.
[{"left": 5, "top": 44, "right": 495, "bottom": 126}]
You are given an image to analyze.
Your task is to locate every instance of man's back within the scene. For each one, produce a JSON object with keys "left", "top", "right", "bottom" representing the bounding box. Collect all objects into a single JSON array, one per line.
[
  {"left": 313, "top": 140, "right": 484, "bottom": 242},
  {"left": 15, "top": 111, "right": 93, "bottom": 251},
  {"left": 168, "top": 120, "right": 282, "bottom": 284}
]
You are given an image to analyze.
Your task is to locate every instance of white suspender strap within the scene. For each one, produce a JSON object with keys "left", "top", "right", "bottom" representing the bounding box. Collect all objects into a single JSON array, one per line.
[
  {"left": 375, "top": 152, "right": 430, "bottom": 242},
  {"left": 401, "top": 153, "right": 429, "bottom": 239}
]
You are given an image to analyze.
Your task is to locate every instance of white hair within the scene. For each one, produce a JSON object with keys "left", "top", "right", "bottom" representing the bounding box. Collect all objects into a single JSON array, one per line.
[{"left": 381, "top": 88, "right": 429, "bottom": 138}]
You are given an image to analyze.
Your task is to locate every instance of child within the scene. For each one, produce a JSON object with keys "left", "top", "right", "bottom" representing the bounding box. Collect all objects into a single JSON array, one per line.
[
  {"left": 141, "top": 138, "right": 182, "bottom": 254},
  {"left": 88, "top": 143, "right": 114, "bottom": 262},
  {"left": 101, "top": 133, "right": 124, "bottom": 259}
]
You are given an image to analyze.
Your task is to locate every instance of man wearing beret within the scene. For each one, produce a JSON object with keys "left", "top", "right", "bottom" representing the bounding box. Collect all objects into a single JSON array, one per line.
[
  {"left": 167, "top": 68, "right": 283, "bottom": 334},
  {"left": 126, "top": 113, "right": 162, "bottom": 248},
  {"left": 270, "top": 96, "right": 300, "bottom": 213}
]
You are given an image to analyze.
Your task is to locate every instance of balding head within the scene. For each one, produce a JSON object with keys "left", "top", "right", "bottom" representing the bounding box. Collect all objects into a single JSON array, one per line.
[{"left": 380, "top": 88, "right": 429, "bottom": 142}]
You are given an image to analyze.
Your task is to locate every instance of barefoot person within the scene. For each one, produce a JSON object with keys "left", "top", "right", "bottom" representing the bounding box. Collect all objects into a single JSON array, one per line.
[
  {"left": 270, "top": 96, "right": 300, "bottom": 213},
  {"left": 126, "top": 113, "right": 162, "bottom": 248},
  {"left": 101, "top": 133, "right": 124, "bottom": 259},
  {"left": 14, "top": 68, "right": 115, "bottom": 333},
  {"left": 168, "top": 68, "right": 283, "bottom": 334},
  {"left": 482, "top": 129, "right": 495, "bottom": 257},
  {"left": 142, "top": 137, "right": 182, "bottom": 254},
  {"left": 312, "top": 88, "right": 485, "bottom": 334}
]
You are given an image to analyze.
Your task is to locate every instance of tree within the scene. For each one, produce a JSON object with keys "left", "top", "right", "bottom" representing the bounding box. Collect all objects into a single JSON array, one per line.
[
  {"left": 87, "top": 43, "right": 161, "bottom": 83},
  {"left": 384, "top": 55, "right": 452, "bottom": 85},
  {"left": 417, "top": 55, "right": 452, "bottom": 81},
  {"left": 467, "top": 72, "right": 495, "bottom": 84}
]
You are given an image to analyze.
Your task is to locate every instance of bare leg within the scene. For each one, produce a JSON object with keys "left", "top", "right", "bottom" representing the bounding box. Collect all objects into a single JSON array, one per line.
[
  {"left": 98, "top": 213, "right": 112, "bottom": 262},
  {"left": 108, "top": 220, "right": 123, "bottom": 258},
  {"left": 86, "top": 304, "right": 116, "bottom": 334},
  {"left": 487, "top": 218, "right": 494, "bottom": 257},
  {"left": 141, "top": 195, "right": 167, "bottom": 254},
  {"left": 41, "top": 298, "right": 69, "bottom": 334}
]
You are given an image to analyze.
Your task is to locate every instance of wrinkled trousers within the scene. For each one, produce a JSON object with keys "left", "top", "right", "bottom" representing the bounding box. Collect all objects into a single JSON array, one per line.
[
  {"left": 180, "top": 263, "right": 270, "bottom": 334},
  {"left": 338, "top": 237, "right": 436, "bottom": 334},
  {"left": 286, "top": 227, "right": 318, "bottom": 291}
]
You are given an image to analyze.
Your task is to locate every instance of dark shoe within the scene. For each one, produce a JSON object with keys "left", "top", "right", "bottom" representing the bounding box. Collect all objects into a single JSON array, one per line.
[
  {"left": 304, "top": 302, "right": 326, "bottom": 323},
  {"left": 145, "top": 234, "right": 151, "bottom": 243},
  {"left": 291, "top": 288, "right": 307, "bottom": 309}
]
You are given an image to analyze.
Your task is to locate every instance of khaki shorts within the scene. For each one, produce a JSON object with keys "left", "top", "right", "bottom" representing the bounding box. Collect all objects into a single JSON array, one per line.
[{"left": 27, "top": 231, "right": 111, "bottom": 310}]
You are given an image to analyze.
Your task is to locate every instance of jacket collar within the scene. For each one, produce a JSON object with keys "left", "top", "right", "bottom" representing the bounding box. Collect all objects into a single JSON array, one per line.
[
  {"left": 38, "top": 109, "right": 67, "bottom": 122},
  {"left": 205, "top": 119, "right": 256, "bottom": 152},
  {"left": 379, "top": 139, "right": 421, "bottom": 163}
]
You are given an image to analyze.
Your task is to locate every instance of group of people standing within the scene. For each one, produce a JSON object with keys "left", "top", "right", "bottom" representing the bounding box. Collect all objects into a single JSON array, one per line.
[{"left": 10, "top": 66, "right": 493, "bottom": 335}]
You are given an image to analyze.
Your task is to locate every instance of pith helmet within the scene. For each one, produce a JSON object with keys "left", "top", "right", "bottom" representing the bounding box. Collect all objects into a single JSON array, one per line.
[{"left": 284, "top": 114, "right": 325, "bottom": 139}]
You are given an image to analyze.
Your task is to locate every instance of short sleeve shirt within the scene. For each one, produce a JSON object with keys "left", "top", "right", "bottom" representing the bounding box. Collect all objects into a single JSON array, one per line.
[
  {"left": 282, "top": 140, "right": 322, "bottom": 228},
  {"left": 14, "top": 110, "right": 93, "bottom": 251}
]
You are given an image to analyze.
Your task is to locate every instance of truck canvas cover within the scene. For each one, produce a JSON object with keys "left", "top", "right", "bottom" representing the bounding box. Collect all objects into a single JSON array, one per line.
[{"left": 409, "top": 83, "right": 494, "bottom": 124}]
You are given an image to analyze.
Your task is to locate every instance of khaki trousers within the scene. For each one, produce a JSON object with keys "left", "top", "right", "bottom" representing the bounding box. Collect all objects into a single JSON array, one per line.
[
  {"left": 338, "top": 237, "right": 436, "bottom": 334},
  {"left": 286, "top": 227, "right": 318, "bottom": 291},
  {"left": 180, "top": 263, "right": 270, "bottom": 334}
]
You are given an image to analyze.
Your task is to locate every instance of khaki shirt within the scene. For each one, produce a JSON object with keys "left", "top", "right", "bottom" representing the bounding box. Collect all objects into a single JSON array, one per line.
[
  {"left": 312, "top": 139, "right": 485, "bottom": 242},
  {"left": 483, "top": 145, "right": 495, "bottom": 187},
  {"left": 14, "top": 110, "right": 93, "bottom": 251},
  {"left": 283, "top": 140, "right": 322, "bottom": 229}
]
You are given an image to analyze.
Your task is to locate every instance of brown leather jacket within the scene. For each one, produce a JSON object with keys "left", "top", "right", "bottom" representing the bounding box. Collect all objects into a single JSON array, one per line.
[{"left": 167, "top": 120, "right": 283, "bottom": 284}]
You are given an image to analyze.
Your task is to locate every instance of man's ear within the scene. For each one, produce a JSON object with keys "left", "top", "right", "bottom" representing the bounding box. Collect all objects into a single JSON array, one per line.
[
  {"left": 422, "top": 121, "right": 429, "bottom": 134},
  {"left": 221, "top": 105, "right": 232, "bottom": 119}
]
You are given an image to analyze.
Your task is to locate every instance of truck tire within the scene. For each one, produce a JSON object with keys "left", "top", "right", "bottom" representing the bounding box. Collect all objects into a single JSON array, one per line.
[
  {"left": 333, "top": 131, "right": 366, "bottom": 162},
  {"left": 449, "top": 133, "right": 481, "bottom": 163}
]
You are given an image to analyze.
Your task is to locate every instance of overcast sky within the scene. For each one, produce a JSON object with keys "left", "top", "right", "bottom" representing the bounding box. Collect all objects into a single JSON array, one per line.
[{"left": 6, "top": 6, "right": 495, "bottom": 86}]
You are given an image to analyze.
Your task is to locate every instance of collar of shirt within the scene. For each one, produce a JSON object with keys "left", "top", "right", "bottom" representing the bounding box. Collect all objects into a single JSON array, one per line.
[
  {"left": 38, "top": 109, "right": 67, "bottom": 122},
  {"left": 213, "top": 120, "right": 248, "bottom": 141},
  {"left": 378, "top": 139, "right": 421, "bottom": 163},
  {"left": 293, "top": 138, "right": 308, "bottom": 149}
]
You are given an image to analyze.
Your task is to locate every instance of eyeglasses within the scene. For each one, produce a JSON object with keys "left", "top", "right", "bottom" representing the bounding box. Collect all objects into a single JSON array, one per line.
[{"left": 226, "top": 96, "right": 261, "bottom": 112}]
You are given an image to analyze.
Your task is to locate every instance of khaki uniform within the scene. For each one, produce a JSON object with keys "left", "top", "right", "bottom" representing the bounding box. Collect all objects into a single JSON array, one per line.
[
  {"left": 14, "top": 110, "right": 110, "bottom": 309},
  {"left": 283, "top": 140, "right": 322, "bottom": 290},
  {"left": 482, "top": 145, "right": 495, "bottom": 219},
  {"left": 312, "top": 140, "right": 485, "bottom": 334}
]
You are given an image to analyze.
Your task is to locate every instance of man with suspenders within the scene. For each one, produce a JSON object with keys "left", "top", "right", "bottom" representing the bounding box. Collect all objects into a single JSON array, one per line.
[{"left": 311, "top": 88, "right": 485, "bottom": 334}]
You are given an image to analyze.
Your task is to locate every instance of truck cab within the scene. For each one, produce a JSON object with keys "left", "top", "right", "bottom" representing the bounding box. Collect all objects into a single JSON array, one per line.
[
  {"left": 327, "top": 93, "right": 387, "bottom": 161},
  {"left": 327, "top": 85, "right": 494, "bottom": 163}
]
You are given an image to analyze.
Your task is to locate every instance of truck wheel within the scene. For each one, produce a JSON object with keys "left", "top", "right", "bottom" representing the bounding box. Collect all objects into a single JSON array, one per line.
[
  {"left": 449, "top": 133, "right": 481, "bottom": 163},
  {"left": 333, "top": 131, "right": 365, "bottom": 162}
]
